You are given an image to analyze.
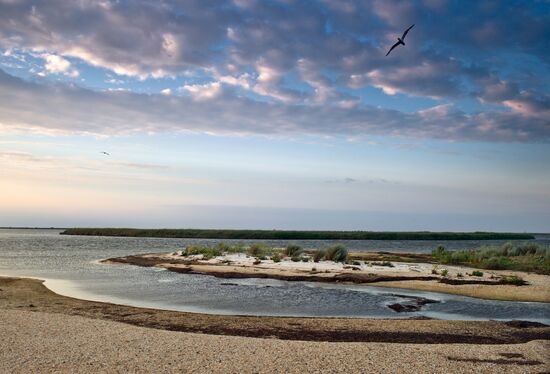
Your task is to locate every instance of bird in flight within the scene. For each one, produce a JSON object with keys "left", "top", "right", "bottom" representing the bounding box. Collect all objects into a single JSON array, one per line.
[
  {"left": 100, "top": 151, "right": 110, "bottom": 156},
  {"left": 386, "top": 24, "right": 415, "bottom": 56}
]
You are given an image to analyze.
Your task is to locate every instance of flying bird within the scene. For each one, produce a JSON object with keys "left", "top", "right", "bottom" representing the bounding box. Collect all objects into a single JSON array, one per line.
[
  {"left": 100, "top": 151, "right": 110, "bottom": 156},
  {"left": 385, "top": 24, "right": 415, "bottom": 56}
]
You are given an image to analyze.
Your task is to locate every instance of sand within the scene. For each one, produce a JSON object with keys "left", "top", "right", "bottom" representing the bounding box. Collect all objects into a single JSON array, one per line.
[
  {"left": 104, "top": 252, "right": 550, "bottom": 302},
  {"left": 1, "top": 309, "right": 549, "bottom": 373},
  {"left": 1, "top": 276, "right": 549, "bottom": 373}
]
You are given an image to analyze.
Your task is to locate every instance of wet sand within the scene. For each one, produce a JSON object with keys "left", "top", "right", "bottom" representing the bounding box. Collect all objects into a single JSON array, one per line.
[{"left": 0, "top": 277, "right": 549, "bottom": 373}]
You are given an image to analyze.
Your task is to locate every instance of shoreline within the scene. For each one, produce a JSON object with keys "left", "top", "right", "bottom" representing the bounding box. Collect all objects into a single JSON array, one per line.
[
  {"left": 103, "top": 251, "right": 550, "bottom": 303},
  {"left": 59, "top": 228, "right": 536, "bottom": 240},
  {"left": 1, "top": 276, "right": 549, "bottom": 345}
]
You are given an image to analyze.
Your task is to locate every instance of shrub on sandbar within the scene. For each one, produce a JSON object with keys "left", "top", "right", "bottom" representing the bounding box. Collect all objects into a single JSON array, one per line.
[
  {"left": 284, "top": 245, "right": 303, "bottom": 257},
  {"left": 324, "top": 245, "right": 348, "bottom": 263}
]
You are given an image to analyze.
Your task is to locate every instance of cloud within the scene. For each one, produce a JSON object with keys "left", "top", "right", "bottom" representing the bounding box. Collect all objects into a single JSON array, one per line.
[
  {"left": 1, "top": 1, "right": 547, "bottom": 85},
  {"left": 325, "top": 177, "right": 358, "bottom": 184},
  {"left": 0, "top": 1, "right": 548, "bottom": 142},
  {"left": 1, "top": 69, "right": 548, "bottom": 142},
  {"left": 41, "top": 54, "right": 79, "bottom": 77},
  {"left": 180, "top": 81, "right": 222, "bottom": 101},
  {"left": 0, "top": 151, "right": 169, "bottom": 172}
]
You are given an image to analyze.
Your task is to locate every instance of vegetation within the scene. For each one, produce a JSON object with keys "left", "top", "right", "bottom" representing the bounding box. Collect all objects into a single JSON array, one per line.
[
  {"left": 471, "top": 270, "right": 484, "bottom": 277},
  {"left": 313, "top": 249, "right": 326, "bottom": 262},
  {"left": 284, "top": 245, "right": 303, "bottom": 257},
  {"left": 247, "top": 243, "right": 271, "bottom": 257},
  {"left": 324, "top": 245, "right": 348, "bottom": 262},
  {"left": 181, "top": 245, "right": 222, "bottom": 259},
  {"left": 432, "top": 243, "right": 550, "bottom": 275},
  {"left": 440, "top": 269, "right": 448, "bottom": 277},
  {"left": 499, "top": 275, "right": 527, "bottom": 286},
  {"left": 60, "top": 228, "right": 534, "bottom": 240},
  {"left": 182, "top": 242, "right": 273, "bottom": 259},
  {"left": 271, "top": 253, "right": 282, "bottom": 263}
]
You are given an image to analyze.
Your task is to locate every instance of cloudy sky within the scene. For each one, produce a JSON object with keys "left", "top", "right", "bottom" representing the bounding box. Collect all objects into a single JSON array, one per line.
[{"left": 0, "top": 0, "right": 549, "bottom": 231}]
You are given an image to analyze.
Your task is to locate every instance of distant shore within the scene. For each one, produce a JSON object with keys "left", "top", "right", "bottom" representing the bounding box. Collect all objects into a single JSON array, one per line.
[
  {"left": 103, "top": 251, "right": 550, "bottom": 303},
  {"left": 60, "top": 228, "right": 535, "bottom": 240}
]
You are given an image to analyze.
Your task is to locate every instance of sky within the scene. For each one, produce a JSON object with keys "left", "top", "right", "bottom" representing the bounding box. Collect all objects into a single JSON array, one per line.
[{"left": 0, "top": 0, "right": 549, "bottom": 231}]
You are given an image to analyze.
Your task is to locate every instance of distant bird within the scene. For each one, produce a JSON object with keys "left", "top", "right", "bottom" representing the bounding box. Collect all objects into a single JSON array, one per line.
[
  {"left": 385, "top": 24, "right": 415, "bottom": 56},
  {"left": 100, "top": 151, "right": 110, "bottom": 156}
]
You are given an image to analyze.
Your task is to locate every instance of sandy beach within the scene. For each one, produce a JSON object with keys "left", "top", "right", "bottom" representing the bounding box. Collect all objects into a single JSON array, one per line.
[
  {"left": 104, "top": 251, "right": 550, "bottom": 302},
  {"left": 1, "top": 276, "right": 549, "bottom": 373}
]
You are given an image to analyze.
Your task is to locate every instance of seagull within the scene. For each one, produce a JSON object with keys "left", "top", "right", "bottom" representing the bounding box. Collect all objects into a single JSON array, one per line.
[
  {"left": 100, "top": 151, "right": 110, "bottom": 156},
  {"left": 385, "top": 24, "right": 415, "bottom": 56}
]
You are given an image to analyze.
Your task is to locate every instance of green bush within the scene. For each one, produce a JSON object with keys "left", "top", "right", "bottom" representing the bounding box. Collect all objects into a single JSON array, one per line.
[
  {"left": 471, "top": 270, "right": 484, "bottom": 277},
  {"left": 271, "top": 253, "right": 281, "bottom": 263},
  {"left": 301, "top": 257, "right": 310, "bottom": 262},
  {"left": 313, "top": 249, "right": 326, "bottom": 262},
  {"left": 430, "top": 242, "right": 550, "bottom": 275},
  {"left": 500, "top": 275, "right": 527, "bottom": 286},
  {"left": 481, "top": 256, "right": 514, "bottom": 270},
  {"left": 285, "top": 245, "right": 303, "bottom": 257},
  {"left": 247, "top": 243, "right": 270, "bottom": 257},
  {"left": 182, "top": 245, "right": 222, "bottom": 259},
  {"left": 324, "top": 245, "right": 348, "bottom": 262},
  {"left": 291, "top": 256, "right": 300, "bottom": 262},
  {"left": 440, "top": 269, "right": 448, "bottom": 277}
]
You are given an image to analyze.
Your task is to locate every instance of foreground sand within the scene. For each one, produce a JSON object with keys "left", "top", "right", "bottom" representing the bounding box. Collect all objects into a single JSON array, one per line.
[
  {"left": 1, "top": 277, "right": 549, "bottom": 373},
  {"left": 104, "top": 252, "right": 550, "bottom": 302},
  {"left": 1, "top": 309, "right": 549, "bottom": 374}
]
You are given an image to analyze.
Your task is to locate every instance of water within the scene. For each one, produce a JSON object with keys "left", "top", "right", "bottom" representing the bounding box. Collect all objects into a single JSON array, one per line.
[{"left": 0, "top": 229, "right": 549, "bottom": 323}]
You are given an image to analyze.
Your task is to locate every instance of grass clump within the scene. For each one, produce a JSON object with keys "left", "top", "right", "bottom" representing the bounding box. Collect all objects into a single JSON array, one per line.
[
  {"left": 291, "top": 256, "right": 301, "bottom": 262},
  {"left": 324, "top": 245, "right": 348, "bottom": 262},
  {"left": 284, "top": 245, "right": 303, "bottom": 257},
  {"left": 182, "top": 245, "right": 222, "bottom": 259},
  {"left": 301, "top": 257, "right": 310, "bottom": 262},
  {"left": 247, "top": 243, "right": 271, "bottom": 257},
  {"left": 431, "top": 243, "right": 550, "bottom": 275},
  {"left": 313, "top": 249, "right": 326, "bottom": 262},
  {"left": 500, "top": 275, "right": 527, "bottom": 286},
  {"left": 470, "top": 270, "right": 484, "bottom": 277},
  {"left": 271, "top": 253, "right": 282, "bottom": 263},
  {"left": 440, "top": 269, "right": 448, "bottom": 277}
]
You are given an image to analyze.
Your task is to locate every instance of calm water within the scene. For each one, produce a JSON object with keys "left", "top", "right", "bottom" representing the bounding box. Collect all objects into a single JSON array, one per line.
[{"left": 0, "top": 229, "right": 549, "bottom": 323}]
